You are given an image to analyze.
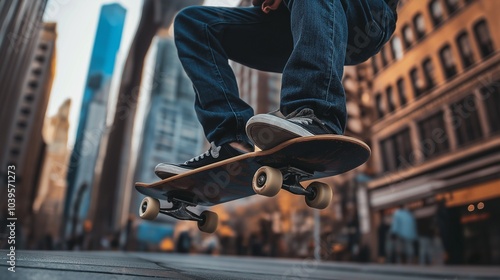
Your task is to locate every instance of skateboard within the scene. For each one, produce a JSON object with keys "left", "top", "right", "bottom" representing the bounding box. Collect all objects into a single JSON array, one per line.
[{"left": 135, "top": 135, "right": 370, "bottom": 233}]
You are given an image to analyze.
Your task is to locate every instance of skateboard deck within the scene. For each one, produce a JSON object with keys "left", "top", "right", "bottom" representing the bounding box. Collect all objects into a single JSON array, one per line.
[{"left": 136, "top": 135, "right": 370, "bottom": 206}]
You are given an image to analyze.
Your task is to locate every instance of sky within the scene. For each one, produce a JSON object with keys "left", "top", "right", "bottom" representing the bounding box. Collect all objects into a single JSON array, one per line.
[{"left": 44, "top": 0, "right": 240, "bottom": 148}]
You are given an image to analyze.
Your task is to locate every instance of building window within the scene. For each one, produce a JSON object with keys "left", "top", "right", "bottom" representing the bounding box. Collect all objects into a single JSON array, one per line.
[
  {"left": 386, "top": 86, "right": 396, "bottom": 113},
  {"left": 17, "top": 121, "right": 27, "bottom": 128},
  {"left": 20, "top": 107, "right": 30, "bottom": 115},
  {"left": 391, "top": 36, "right": 404, "bottom": 60},
  {"left": 380, "top": 47, "right": 389, "bottom": 67},
  {"left": 410, "top": 67, "right": 424, "bottom": 98},
  {"left": 35, "top": 55, "right": 45, "bottom": 63},
  {"left": 480, "top": 81, "right": 500, "bottom": 134},
  {"left": 155, "top": 143, "right": 172, "bottom": 151},
  {"left": 32, "top": 68, "right": 42, "bottom": 76},
  {"left": 402, "top": 24, "right": 414, "bottom": 49},
  {"left": 375, "top": 94, "right": 385, "bottom": 119},
  {"left": 413, "top": 13, "right": 426, "bottom": 40},
  {"left": 429, "top": 0, "right": 444, "bottom": 26},
  {"left": 451, "top": 94, "right": 483, "bottom": 146},
  {"left": 422, "top": 57, "right": 436, "bottom": 90},
  {"left": 380, "top": 128, "right": 413, "bottom": 172},
  {"left": 371, "top": 57, "right": 379, "bottom": 75},
  {"left": 380, "top": 139, "right": 393, "bottom": 172},
  {"left": 87, "top": 73, "right": 103, "bottom": 90},
  {"left": 456, "top": 32, "right": 476, "bottom": 68},
  {"left": 473, "top": 19, "right": 495, "bottom": 58},
  {"left": 28, "top": 80, "right": 38, "bottom": 90},
  {"left": 380, "top": 48, "right": 389, "bottom": 68},
  {"left": 24, "top": 94, "right": 34, "bottom": 102},
  {"left": 397, "top": 78, "right": 407, "bottom": 106},
  {"left": 418, "top": 111, "right": 450, "bottom": 160},
  {"left": 439, "top": 45, "right": 457, "bottom": 79},
  {"left": 445, "top": 0, "right": 460, "bottom": 14}
]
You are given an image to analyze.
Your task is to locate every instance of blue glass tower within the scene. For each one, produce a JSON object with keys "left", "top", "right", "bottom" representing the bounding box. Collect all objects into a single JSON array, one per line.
[{"left": 64, "top": 3, "right": 126, "bottom": 237}]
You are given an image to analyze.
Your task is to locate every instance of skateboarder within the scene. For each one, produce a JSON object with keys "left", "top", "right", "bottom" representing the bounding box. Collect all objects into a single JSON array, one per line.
[{"left": 155, "top": 0, "right": 398, "bottom": 178}]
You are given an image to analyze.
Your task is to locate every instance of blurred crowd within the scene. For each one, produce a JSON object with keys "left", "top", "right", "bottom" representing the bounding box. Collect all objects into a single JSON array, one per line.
[{"left": 377, "top": 200, "right": 464, "bottom": 265}]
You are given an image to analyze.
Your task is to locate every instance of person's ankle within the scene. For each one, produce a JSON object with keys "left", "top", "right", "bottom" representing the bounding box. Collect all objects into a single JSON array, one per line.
[{"left": 229, "top": 142, "right": 253, "bottom": 153}]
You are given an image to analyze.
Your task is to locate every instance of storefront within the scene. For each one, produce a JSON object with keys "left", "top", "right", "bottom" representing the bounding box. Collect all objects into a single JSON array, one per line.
[
  {"left": 369, "top": 172, "right": 500, "bottom": 265},
  {"left": 437, "top": 179, "right": 500, "bottom": 265}
]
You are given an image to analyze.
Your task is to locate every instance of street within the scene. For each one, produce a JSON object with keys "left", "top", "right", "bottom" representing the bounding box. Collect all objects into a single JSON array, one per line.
[{"left": 1, "top": 250, "right": 499, "bottom": 280}]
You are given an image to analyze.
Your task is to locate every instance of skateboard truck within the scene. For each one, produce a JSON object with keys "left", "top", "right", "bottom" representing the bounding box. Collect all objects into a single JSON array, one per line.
[
  {"left": 160, "top": 198, "right": 202, "bottom": 222},
  {"left": 281, "top": 166, "right": 313, "bottom": 192},
  {"left": 269, "top": 166, "right": 310, "bottom": 197},
  {"left": 139, "top": 196, "right": 218, "bottom": 233},
  {"left": 252, "top": 165, "right": 332, "bottom": 209},
  {"left": 282, "top": 173, "right": 315, "bottom": 198}
]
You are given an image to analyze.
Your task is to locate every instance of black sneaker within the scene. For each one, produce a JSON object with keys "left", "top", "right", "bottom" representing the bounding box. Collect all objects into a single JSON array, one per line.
[
  {"left": 154, "top": 142, "right": 248, "bottom": 179},
  {"left": 246, "top": 108, "right": 336, "bottom": 150}
]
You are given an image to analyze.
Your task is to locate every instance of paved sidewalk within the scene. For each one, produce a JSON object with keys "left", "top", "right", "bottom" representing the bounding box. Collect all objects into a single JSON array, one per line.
[{"left": 1, "top": 250, "right": 500, "bottom": 280}]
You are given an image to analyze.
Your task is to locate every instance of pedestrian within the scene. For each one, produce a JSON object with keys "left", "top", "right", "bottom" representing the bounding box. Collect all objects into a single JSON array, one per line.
[
  {"left": 202, "top": 234, "right": 220, "bottom": 254},
  {"left": 377, "top": 210, "right": 390, "bottom": 263},
  {"left": 390, "top": 205, "right": 417, "bottom": 264},
  {"left": 249, "top": 233, "right": 263, "bottom": 256},
  {"left": 417, "top": 217, "right": 434, "bottom": 265},
  {"left": 436, "top": 199, "right": 464, "bottom": 264},
  {"left": 431, "top": 228, "right": 445, "bottom": 265},
  {"left": 154, "top": 0, "right": 398, "bottom": 177},
  {"left": 176, "top": 231, "right": 192, "bottom": 253}
]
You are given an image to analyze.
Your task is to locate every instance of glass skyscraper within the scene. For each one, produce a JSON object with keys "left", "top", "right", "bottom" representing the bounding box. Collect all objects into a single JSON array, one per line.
[{"left": 63, "top": 3, "right": 127, "bottom": 238}]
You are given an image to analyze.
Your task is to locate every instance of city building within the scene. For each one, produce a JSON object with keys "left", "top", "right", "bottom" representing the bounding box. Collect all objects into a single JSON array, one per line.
[
  {"left": 230, "top": 62, "right": 281, "bottom": 115},
  {"left": 364, "top": 0, "right": 500, "bottom": 265},
  {"left": 63, "top": 3, "right": 126, "bottom": 239},
  {"left": 132, "top": 32, "right": 205, "bottom": 218},
  {"left": 33, "top": 99, "right": 71, "bottom": 248},
  {"left": 0, "top": 21, "right": 57, "bottom": 248},
  {"left": 0, "top": 0, "right": 48, "bottom": 161}
]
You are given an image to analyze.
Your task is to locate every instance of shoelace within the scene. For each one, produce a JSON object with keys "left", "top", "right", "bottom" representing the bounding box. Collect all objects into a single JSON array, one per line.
[
  {"left": 286, "top": 108, "right": 333, "bottom": 133},
  {"left": 186, "top": 142, "right": 221, "bottom": 163}
]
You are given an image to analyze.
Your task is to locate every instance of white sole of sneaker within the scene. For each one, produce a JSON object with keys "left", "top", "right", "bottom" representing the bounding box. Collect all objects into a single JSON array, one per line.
[
  {"left": 246, "top": 114, "right": 313, "bottom": 150},
  {"left": 154, "top": 164, "right": 192, "bottom": 179}
]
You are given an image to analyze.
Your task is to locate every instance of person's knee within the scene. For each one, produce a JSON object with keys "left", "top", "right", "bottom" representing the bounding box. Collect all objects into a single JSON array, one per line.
[
  {"left": 175, "top": 7, "right": 194, "bottom": 25},
  {"left": 174, "top": 6, "right": 206, "bottom": 44},
  {"left": 174, "top": 6, "right": 206, "bottom": 31}
]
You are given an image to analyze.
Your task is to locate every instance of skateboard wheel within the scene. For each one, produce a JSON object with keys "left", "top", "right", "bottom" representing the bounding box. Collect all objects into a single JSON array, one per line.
[
  {"left": 252, "top": 166, "right": 283, "bottom": 197},
  {"left": 305, "top": 182, "right": 332, "bottom": 209},
  {"left": 198, "top": 211, "right": 218, "bottom": 233},
  {"left": 139, "top": 196, "right": 160, "bottom": 220}
]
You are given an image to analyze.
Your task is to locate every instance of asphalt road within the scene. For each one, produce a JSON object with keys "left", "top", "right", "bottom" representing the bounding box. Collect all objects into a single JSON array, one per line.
[{"left": 1, "top": 250, "right": 499, "bottom": 280}]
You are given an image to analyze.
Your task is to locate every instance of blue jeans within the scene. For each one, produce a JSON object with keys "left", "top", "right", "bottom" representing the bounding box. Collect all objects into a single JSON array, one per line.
[{"left": 174, "top": 0, "right": 396, "bottom": 146}]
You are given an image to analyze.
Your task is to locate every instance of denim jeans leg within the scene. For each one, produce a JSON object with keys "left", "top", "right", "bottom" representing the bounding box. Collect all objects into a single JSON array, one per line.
[
  {"left": 280, "top": 0, "right": 349, "bottom": 135},
  {"left": 174, "top": 2, "right": 395, "bottom": 142},
  {"left": 174, "top": 6, "right": 293, "bottom": 146},
  {"left": 343, "top": 0, "right": 397, "bottom": 65},
  {"left": 280, "top": 0, "right": 396, "bottom": 134}
]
